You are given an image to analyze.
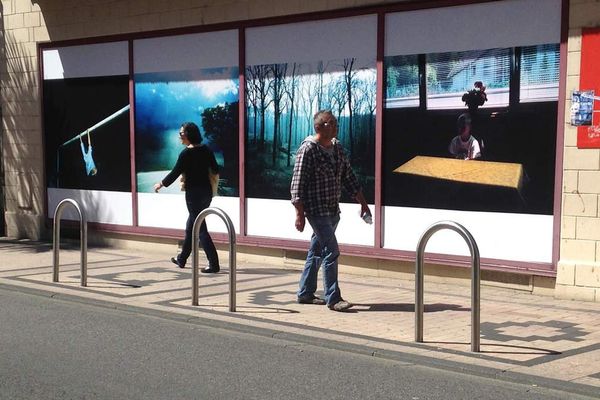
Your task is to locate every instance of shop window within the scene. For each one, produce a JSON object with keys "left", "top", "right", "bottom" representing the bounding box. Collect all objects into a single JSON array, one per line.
[
  {"left": 426, "top": 48, "right": 510, "bottom": 109},
  {"left": 385, "top": 54, "right": 419, "bottom": 108},
  {"left": 519, "top": 43, "right": 560, "bottom": 102}
]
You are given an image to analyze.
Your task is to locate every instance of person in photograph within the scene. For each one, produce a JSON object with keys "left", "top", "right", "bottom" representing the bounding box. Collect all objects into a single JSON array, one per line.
[
  {"left": 154, "top": 122, "right": 220, "bottom": 273},
  {"left": 290, "top": 110, "right": 371, "bottom": 312},
  {"left": 79, "top": 129, "right": 97, "bottom": 176},
  {"left": 449, "top": 113, "right": 481, "bottom": 160}
]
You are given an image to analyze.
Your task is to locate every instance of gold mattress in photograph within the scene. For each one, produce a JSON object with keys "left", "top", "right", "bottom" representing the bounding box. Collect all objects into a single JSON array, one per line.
[{"left": 393, "top": 156, "right": 524, "bottom": 191}]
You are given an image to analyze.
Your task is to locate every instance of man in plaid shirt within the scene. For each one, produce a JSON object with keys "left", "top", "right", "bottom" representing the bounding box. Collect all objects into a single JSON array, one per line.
[{"left": 291, "top": 110, "right": 371, "bottom": 312}]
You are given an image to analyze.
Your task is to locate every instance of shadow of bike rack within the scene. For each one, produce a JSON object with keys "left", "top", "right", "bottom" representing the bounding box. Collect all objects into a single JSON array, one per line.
[
  {"left": 191, "top": 207, "right": 236, "bottom": 312},
  {"left": 52, "top": 198, "right": 87, "bottom": 287},
  {"left": 415, "top": 221, "right": 480, "bottom": 352}
]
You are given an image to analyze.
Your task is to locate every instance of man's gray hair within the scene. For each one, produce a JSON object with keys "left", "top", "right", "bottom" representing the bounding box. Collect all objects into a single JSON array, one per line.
[{"left": 313, "top": 110, "right": 334, "bottom": 131}]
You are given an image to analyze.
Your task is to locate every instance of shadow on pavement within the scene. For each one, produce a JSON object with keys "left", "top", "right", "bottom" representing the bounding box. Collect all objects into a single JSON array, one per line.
[
  {"left": 424, "top": 340, "right": 562, "bottom": 355},
  {"left": 356, "top": 303, "right": 469, "bottom": 312}
]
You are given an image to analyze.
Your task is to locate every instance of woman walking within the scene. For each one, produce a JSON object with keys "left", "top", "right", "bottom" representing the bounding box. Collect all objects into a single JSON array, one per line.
[{"left": 154, "top": 122, "right": 220, "bottom": 273}]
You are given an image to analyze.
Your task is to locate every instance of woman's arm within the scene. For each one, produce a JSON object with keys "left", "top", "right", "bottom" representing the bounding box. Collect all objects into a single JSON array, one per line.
[
  {"left": 207, "top": 146, "right": 219, "bottom": 174},
  {"left": 155, "top": 150, "right": 186, "bottom": 192}
]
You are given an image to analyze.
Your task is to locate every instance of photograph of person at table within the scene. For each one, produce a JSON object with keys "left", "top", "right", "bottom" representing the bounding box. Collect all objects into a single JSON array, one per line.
[{"left": 448, "top": 113, "right": 481, "bottom": 160}]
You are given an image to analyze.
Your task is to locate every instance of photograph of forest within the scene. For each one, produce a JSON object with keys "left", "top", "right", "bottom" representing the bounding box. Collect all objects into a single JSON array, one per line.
[
  {"left": 134, "top": 67, "right": 239, "bottom": 196},
  {"left": 245, "top": 58, "right": 376, "bottom": 203}
]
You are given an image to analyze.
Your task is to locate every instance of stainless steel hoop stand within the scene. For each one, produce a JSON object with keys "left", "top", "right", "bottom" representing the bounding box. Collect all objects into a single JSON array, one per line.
[
  {"left": 415, "top": 221, "right": 480, "bottom": 352},
  {"left": 191, "top": 207, "right": 236, "bottom": 311},
  {"left": 52, "top": 198, "right": 88, "bottom": 287}
]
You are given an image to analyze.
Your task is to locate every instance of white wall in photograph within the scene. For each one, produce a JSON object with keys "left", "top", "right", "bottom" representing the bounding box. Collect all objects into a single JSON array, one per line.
[
  {"left": 43, "top": 42, "right": 128, "bottom": 80},
  {"left": 246, "top": 14, "right": 377, "bottom": 65},
  {"left": 134, "top": 30, "right": 238, "bottom": 73},
  {"left": 247, "top": 198, "right": 374, "bottom": 246},
  {"left": 383, "top": 206, "right": 553, "bottom": 263},
  {"left": 385, "top": 0, "right": 561, "bottom": 55},
  {"left": 48, "top": 188, "right": 133, "bottom": 225},
  {"left": 137, "top": 193, "right": 240, "bottom": 234}
]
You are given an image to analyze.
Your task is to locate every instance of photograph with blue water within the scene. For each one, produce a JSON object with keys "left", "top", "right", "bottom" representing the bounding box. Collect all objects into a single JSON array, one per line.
[
  {"left": 245, "top": 58, "right": 376, "bottom": 202},
  {"left": 134, "top": 67, "right": 239, "bottom": 196}
]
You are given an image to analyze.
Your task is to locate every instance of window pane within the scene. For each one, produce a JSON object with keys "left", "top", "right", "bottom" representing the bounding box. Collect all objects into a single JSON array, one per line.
[
  {"left": 385, "top": 54, "right": 419, "bottom": 108},
  {"left": 520, "top": 43, "right": 560, "bottom": 102},
  {"left": 426, "top": 48, "right": 510, "bottom": 109}
]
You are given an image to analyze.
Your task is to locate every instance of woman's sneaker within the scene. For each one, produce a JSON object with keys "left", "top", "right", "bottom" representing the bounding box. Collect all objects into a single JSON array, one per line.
[
  {"left": 201, "top": 265, "right": 220, "bottom": 273},
  {"left": 170, "top": 257, "right": 184, "bottom": 269}
]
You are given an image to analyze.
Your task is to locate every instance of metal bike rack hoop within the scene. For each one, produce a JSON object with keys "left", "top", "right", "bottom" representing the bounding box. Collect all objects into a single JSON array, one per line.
[
  {"left": 191, "top": 207, "right": 237, "bottom": 312},
  {"left": 52, "top": 198, "right": 88, "bottom": 287},
  {"left": 415, "top": 221, "right": 480, "bottom": 352}
]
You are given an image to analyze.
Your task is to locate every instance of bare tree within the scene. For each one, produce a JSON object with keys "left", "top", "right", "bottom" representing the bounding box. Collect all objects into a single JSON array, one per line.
[
  {"left": 343, "top": 58, "right": 357, "bottom": 157},
  {"left": 327, "top": 76, "right": 347, "bottom": 144},
  {"left": 284, "top": 62, "right": 299, "bottom": 167},
  {"left": 361, "top": 73, "right": 377, "bottom": 149},
  {"left": 299, "top": 72, "right": 318, "bottom": 135},
  {"left": 269, "top": 63, "right": 288, "bottom": 166},
  {"left": 246, "top": 65, "right": 272, "bottom": 150},
  {"left": 245, "top": 67, "right": 260, "bottom": 144},
  {"left": 352, "top": 80, "right": 367, "bottom": 145},
  {"left": 316, "top": 61, "right": 329, "bottom": 111}
]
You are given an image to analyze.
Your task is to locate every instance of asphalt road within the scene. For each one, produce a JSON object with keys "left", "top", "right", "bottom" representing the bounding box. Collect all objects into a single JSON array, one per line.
[{"left": 0, "top": 287, "right": 594, "bottom": 400}]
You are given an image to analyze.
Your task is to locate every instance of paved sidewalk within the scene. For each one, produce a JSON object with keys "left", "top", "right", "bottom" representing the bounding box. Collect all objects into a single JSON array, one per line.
[{"left": 1, "top": 238, "right": 599, "bottom": 397}]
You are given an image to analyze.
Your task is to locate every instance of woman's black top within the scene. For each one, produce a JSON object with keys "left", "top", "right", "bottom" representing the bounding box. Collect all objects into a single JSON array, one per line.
[{"left": 161, "top": 145, "right": 218, "bottom": 193}]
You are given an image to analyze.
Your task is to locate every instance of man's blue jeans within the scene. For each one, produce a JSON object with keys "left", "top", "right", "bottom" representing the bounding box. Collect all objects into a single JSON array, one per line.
[{"left": 297, "top": 214, "right": 341, "bottom": 306}]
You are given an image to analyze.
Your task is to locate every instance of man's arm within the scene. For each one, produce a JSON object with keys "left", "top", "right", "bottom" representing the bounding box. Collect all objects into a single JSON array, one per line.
[
  {"left": 338, "top": 148, "right": 370, "bottom": 218},
  {"left": 354, "top": 190, "right": 371, "bottom": 219},
  {"left": 293, "top": 201, "right": 306, "bottom": 232},
  {"left": 449, "top": 136, "right": 457, "bottom": 155},
  {"left": 207, "top": 147, "right": 220, "bottom": 174},
  {"left": 469, "top": 138, "right": 482, "bottom": 159},
  {"left": 291, "top": 144, "right": 310, "bottom": 232}
]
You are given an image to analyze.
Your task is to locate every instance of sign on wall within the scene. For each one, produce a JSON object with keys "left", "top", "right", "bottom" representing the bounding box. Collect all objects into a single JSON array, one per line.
[{"left": 578, "top": 28, "right": 600, "bottom": 148}]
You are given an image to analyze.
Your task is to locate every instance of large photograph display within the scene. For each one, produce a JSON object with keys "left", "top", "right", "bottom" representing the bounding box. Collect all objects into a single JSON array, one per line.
[
  {"left": 40, "top": 0, "right": 563, "bottom": 264},
  {"left": 43, "top": 43, "right": 133, "bottom": 225},
  {"left": 134, "top": 68, "right": 239, "bottom": 196},
  {"left": 382, "top": 0, "right": 561, "bottom": 263},
  {"left": 243, "top": 15, "right": 376, "bottom": 244},
  {"left": 245, "top": 59, "right": 376, "bottom": 203},
  {"left": 44, "top": 75, "right": 131, "bottom": 192},
  {"left": 383, "top": 43, "right": 560, "bottom": 215}
]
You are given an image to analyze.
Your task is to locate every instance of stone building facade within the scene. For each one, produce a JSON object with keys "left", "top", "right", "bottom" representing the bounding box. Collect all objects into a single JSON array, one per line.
[{"left": 1, "top": 0, "right": 599, "bottom": 301}]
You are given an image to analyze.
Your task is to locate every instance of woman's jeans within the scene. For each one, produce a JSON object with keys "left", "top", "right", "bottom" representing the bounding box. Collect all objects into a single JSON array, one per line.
[
  {"left": 177, "top": 189, "right": 219, "bottom": 268},
  {"left": 297, "top": 214, "right": 341, "bottom": 306}
]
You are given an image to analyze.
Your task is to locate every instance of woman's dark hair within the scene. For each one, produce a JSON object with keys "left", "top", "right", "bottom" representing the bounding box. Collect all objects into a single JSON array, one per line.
[
  {"left": 181, "top": 122, "right": 202, "bottom": 144},
  {"left": 456, "top": 113, "right": 472, "bottom": 133}
]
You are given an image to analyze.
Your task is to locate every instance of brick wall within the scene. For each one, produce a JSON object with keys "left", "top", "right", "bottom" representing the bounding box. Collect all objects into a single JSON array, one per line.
[
  {"left": 555, "top": 0, "right": 600, "bottom": 301},
  {"left": 1, "top": 0, "right": 45, "bottom": 238}
]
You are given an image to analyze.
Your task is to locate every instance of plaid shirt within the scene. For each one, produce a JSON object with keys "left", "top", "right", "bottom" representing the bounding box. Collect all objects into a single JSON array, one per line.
[{"left": 290, "top": 136, "right": 361, "bottom": 216}]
